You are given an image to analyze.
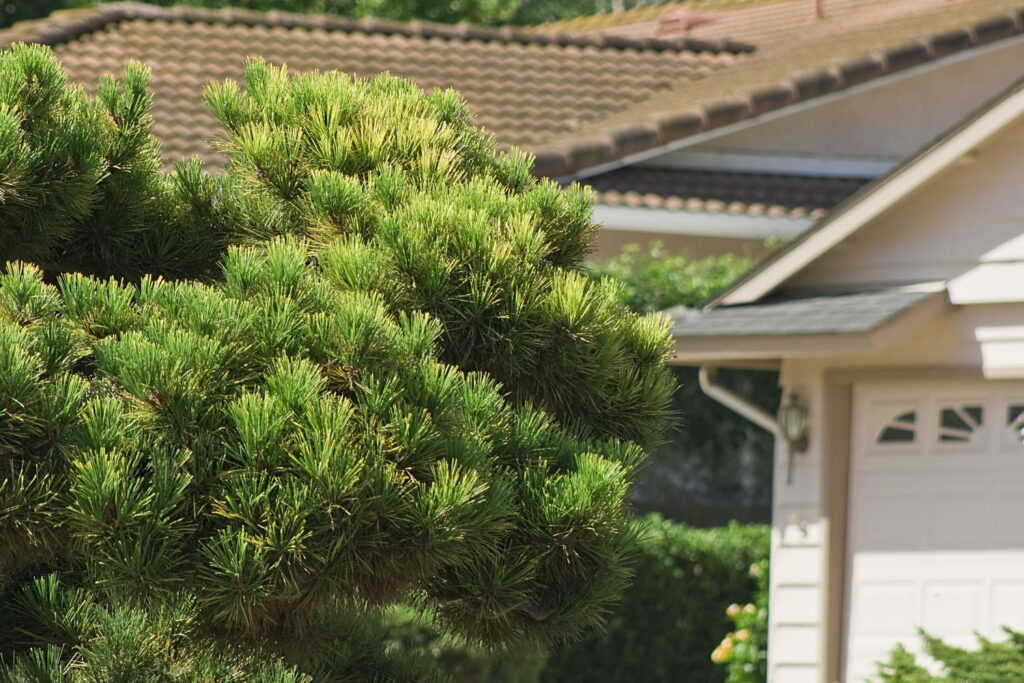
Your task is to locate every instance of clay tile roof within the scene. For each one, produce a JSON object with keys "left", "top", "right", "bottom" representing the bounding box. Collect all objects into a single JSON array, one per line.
[
  {"left": 532, "top": 0, "right": 1024, "bottom": 179},
  {"left": 6, "top": 0, "right": 1024, "bottom": 195},
  {"left": 587, "top": 167, "right": 868, "bottom": 217},
  {"left": 2, "top": 2, "right": 749, "bottom": 171}
]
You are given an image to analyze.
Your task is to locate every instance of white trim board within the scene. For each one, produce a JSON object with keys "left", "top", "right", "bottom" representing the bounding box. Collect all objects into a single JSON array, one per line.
[
  {"left": 639, "top": 150, "right": 899, "bottom": 178},
  {"left": 717, "top": 78, "right": 1024, "bottom": 306},
  {"left": 558, "top": 33, "right": 1024, "bottom": 183},
  {"left": 594, "top": 204, "right": 815, "bottom": 240}
]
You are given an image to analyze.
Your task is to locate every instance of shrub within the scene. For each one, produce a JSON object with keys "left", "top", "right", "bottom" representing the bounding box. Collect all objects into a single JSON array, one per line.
[
  {"left": 0, "top": 45, "right": 675, "bottom": 680},
  {"left": 587, "top": 241, "right": 753, "bottom": 316},
  {"left": 542, "top": 515, "right": 769, "bottom": 683},
  {"left": 384, "top": 604, "right": 549, "bottom": 683},
  {"left": 876, "top": 628, "right": 1024, "bottom": 682},
  {"left": 713, "top": 560, "right": 768, "bottom": 683},
  {"left": 588, "top": 242, "right": 776, "bottom": 524}
]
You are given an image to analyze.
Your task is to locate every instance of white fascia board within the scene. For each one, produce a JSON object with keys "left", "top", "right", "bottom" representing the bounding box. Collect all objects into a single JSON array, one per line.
[
  {"left": 593, "top": 204, "right": 815, "bottom": 240},
  {"left": 720, "top": 83, "right": 1024, "bottom": 306},
  {"left": 559, "top": 33, "right": 1024, "bottom": 184},
  {"left": 640, "top": 150, "right": 899, "bottom": 178}
]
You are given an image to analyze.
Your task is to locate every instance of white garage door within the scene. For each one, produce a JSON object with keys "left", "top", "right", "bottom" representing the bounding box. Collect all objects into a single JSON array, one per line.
[{"left": 845, "top": 380, "right": 1024, "bottom": 682}]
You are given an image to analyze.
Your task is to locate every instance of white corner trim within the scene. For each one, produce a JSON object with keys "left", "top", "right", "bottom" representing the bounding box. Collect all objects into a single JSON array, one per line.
[
  {"left": 559, "top": 33, "right": 1024, "bottom": 183},
  {"left": 949, "top": 262, "right": 1024, "bottom": 304},
  {"left": 977, "top": 325, "right": 1024, "bottom": 378},
  {"left": 594, "top": 204, "right": 815, "bottom": 240},
  {"left": 639, "top": 150, "right": 899, "bottom": 178},
  {"left": 719, "top": 82, "right": 1024, "bottom": 305}
]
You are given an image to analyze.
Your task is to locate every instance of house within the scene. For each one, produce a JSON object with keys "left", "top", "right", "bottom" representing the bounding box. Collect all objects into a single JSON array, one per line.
[
  {"left": 8, "top": 1, "right": 1024, "bottom": 260},
  {"left": 672, "top": 75, "right": 1024, "bottom": 681}
]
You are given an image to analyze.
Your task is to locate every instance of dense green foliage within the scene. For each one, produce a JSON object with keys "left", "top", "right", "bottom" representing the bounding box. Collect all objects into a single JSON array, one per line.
[
  {"left": 0, "top": 44, "right": 675, "bottom": 679},
  {"left": 541, "top": 516, "right": 769, "bottom": 683},
  {"left": 379, "top": 515, "right": 769, "bottom": 683},
  {"left": 712, "top": 560, "right": 767, "bottom": 683},
  {"left": 876, "top": 629, "right": 1024, "bottom": 683},
  {"left": 588, "top": 242, "right": 753, "bottom": 316},
  {"left": 589, "top": 242, "right": 775, "bottom": 524},
  {"left": 384, "top": 604, "right": 549, "bottom": 682},
  {"left": 0, "top": 50, "right": 213, "bottom": 279}
]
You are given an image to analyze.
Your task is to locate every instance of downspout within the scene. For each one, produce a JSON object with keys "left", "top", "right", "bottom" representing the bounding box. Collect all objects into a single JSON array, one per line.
[{"left": 698, "top": 366, "right": 780, "bottom": 437}]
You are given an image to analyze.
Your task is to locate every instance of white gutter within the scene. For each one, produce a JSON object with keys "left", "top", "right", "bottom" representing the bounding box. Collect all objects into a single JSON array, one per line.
[
  {"left": 595, "top": 204, "right": 815, "bottom": 240},
  {"left": 558, "top": 33, "right": 1024, "bottom": 183},
  {"left": 698, "top": 366, "right": 780, "bottom": 437},
  {"left": 640, "top": 150, "right": 899, "bottom": 178}
]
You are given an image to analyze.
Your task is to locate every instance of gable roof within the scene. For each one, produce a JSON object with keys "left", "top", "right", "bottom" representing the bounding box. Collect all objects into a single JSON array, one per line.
[
  {"left": 712, "top": 74, "right": 1024, "bottom": 307},
  {"left": 6, "top": 1, "right": 1024, "bottom": 180},
  {"left": 536, "top": 0, "right": 1024, "bottom": 179}
]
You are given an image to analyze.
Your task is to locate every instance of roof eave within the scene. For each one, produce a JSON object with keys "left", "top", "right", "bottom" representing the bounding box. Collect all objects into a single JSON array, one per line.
[
  {"left": 671, "top": 287, "right": 951, "bottom": 366},
  {"left": 593, "top": 203, "right": 815, "bottom": 240},
  {"left": 711, "top": 74, "right": 1024, "bottom": 308},
  {"left": 533, "top": 15, "right": 1024, "bottom": 181}
]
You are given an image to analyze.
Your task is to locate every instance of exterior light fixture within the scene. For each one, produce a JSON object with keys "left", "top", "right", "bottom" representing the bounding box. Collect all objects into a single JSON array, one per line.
[{"left": 779, "top": 393, "right": 809, "bottom": 484}]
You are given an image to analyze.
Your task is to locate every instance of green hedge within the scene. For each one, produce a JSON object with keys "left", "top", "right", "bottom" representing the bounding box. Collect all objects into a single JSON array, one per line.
[
  {"left": 382, "top": 515, "right": 769, "bottom": 683},
  {"left": 541, "top": 516, "right": 769, "bottom": 683}
]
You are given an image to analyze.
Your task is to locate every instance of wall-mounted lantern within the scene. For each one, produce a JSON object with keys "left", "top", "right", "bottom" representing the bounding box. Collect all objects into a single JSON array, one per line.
[{"left": 779, "top": 393, "right": 809, "bottom": 484}]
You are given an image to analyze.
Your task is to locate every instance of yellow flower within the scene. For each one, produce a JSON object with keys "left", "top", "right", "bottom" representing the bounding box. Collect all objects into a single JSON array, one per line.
[
  {"left": 726, "top": 603, "right": 741, "bottom": 617},
  {"left": 735, "top": 629, "right": 751, "bottom": 642},
  {"left": 711, "top": 643, "right": 732, "bottom": 664},
  {"left": 744, "top": 603, "right": 757, "bottom": 614}
]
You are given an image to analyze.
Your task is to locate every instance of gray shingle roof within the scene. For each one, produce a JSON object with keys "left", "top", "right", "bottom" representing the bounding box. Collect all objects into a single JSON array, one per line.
[{"left": 672, "top": 286, "right": 944, "bottom": 336}]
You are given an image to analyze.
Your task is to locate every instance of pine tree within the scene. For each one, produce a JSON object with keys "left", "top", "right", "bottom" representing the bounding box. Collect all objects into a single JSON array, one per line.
[{"left": 0, "top": 44, "right": 675, "bottom": 680}]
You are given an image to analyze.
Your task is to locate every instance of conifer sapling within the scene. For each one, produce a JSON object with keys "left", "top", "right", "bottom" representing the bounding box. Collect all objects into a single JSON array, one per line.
[{"left": 0, "top": 44, "right": 675, "bottom": 680}]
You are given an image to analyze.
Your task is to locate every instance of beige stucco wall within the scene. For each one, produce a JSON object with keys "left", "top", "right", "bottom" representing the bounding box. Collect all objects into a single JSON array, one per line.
[{"left": 694, "top": 36, "right": 1024, "bottom": 161}]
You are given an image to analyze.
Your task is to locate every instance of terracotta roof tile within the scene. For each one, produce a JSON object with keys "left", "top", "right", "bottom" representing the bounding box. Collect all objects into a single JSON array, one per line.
[
  {"left": 0, "top": 3, "right": 748, "bottom": 169},
  {"left": 587, "top": 167, "right": 867, "bottom": 217},
  {"left": 534, "top": 0, "right": 1024, "bottom": 177},
  {"left": 6, "top": 0, "right": 1024, "bottom": 184}
]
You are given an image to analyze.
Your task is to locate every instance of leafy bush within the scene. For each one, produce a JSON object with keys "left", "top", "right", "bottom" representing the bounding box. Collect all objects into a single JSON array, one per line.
[
  {"left": 384, "top": 604, "right": 549, "bottom": 683},
  {"left": 0, "top": 45, "right": 676, "bottom": 680},
  {"left": 588, "top": 241, "right": 753, "bottom": 315},
  {"left": 588, "top": 242, "right": 776, "bottom": 524},
  {"left": 378, "top": 515, "right": 770, "bottom": 683},
  {"left": 713, "top": 560, "right": 768, "bottom": 683},
  {"left": 541, "top": 516, "right": 769, "bottom": 683},
  {"left": 876, "top": 628, "right": 1024, "bottom": 682}
]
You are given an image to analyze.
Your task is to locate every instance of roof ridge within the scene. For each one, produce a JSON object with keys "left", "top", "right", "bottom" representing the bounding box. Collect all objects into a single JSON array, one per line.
[
  {"left": 531, "top": 7, "right": 1024, "bottom": 179},
  {"left": 0, "top": 1, "right": 755, "bottom": 54}
]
